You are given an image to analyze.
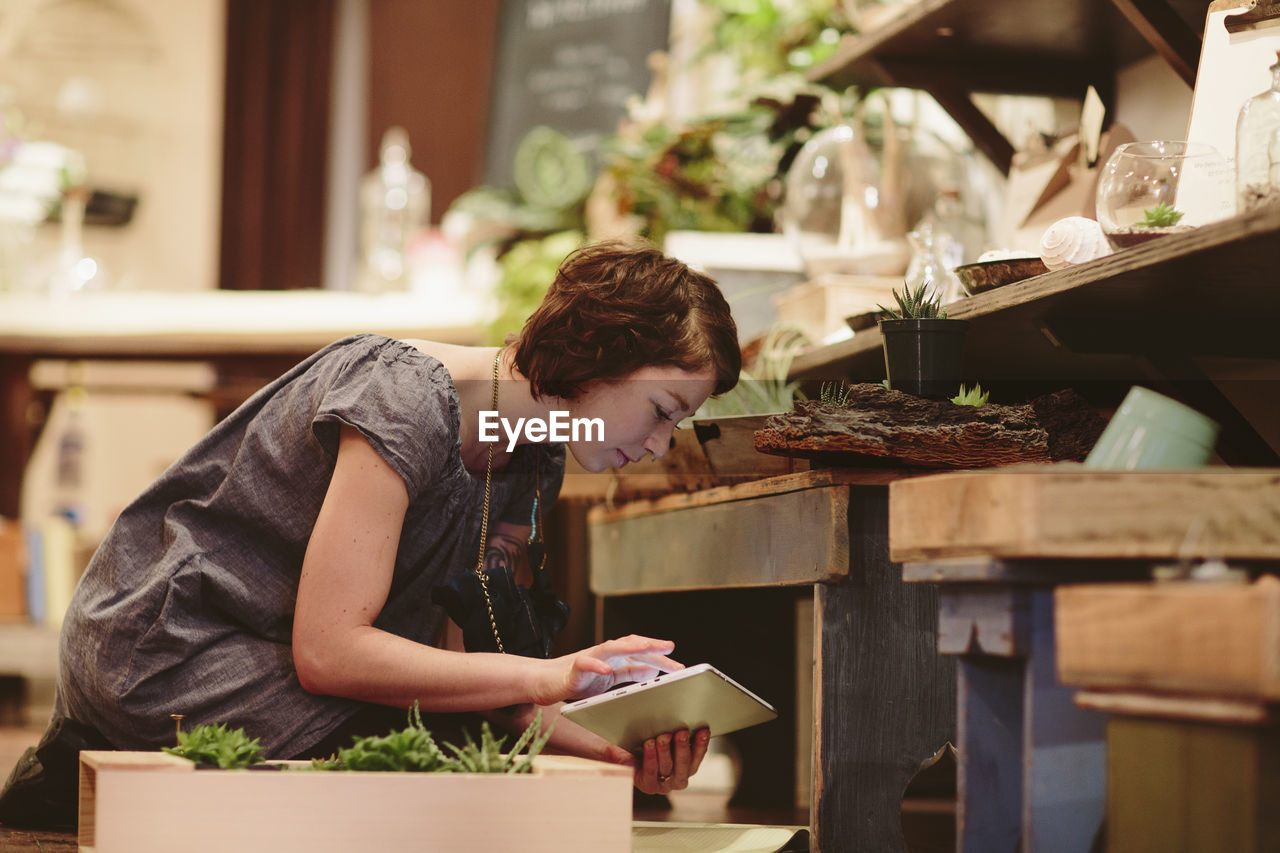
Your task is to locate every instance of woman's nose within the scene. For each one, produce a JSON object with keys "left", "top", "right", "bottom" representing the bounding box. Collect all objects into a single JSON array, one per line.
[{"left": 644, "top": 424, "right": 677, "bottom": 459}]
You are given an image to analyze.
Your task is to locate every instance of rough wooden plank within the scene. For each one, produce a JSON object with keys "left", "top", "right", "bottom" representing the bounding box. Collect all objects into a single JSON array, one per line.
[
  {"left": 79, "top": 751, "right": 631, "bottom": 853},
  {"left": 1056, "top": 577, "right": 1280, "bottom": 700},
  {"left": 889, "top": 466, "right": 1280, "bottom": 562},
  {"left": 589, "top": 487, "right": 850, "bottom": 594},
  {"left": 755, "top": 387, "right": 1104, "bottom": 469},
  {"left": 587, "top": 467, "right": 923, "bottom": 523}
]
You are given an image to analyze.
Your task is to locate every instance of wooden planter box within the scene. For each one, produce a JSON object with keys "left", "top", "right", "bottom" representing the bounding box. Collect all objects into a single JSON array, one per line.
[{"left": 79, "top": 750, "right": 632, "bottom": 852}]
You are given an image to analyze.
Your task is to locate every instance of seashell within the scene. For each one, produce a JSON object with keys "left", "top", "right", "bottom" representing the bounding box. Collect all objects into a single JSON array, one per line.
[{"left": 1039, "top": 217, "right": 1112, "bottom": 270}]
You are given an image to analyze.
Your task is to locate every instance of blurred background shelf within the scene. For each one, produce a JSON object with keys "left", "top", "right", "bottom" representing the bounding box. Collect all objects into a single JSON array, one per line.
[
  {"left": 810, "top": 0, "right": 1208, "bottom": 172},
  {"left": 788, "top": 208, "right": 1280, "bottom": 466}
]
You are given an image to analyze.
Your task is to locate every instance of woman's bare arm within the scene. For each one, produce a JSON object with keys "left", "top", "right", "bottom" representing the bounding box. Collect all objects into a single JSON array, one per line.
[{"left": 291, "top": 426, "right": 679, "bottom": 710}]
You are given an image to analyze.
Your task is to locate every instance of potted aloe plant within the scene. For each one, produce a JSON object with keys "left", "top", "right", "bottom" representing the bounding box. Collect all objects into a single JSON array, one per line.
[{"left": 878, "top": 278, "right": 969, "bottom": 399}]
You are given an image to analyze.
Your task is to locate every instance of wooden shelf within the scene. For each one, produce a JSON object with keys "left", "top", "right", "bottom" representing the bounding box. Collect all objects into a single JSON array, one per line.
[
  {"left": 790, "top": 208, "right": 1280, "bottom": 383},
  {"left": 808, "top": 0, "right": 1207, "bottom": 171},
  {"left": 789, "top": 208, "right": 1280, "bottom": 465}
]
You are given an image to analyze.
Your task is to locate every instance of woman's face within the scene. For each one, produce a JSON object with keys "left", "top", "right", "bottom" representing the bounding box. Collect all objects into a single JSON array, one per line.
[{"left": 567, "top": 364, "right": 718, "bottom": 473}]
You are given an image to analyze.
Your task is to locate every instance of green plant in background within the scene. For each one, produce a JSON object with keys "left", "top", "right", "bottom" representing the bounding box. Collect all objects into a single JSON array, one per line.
[
  {"left": 163, "top": 723, "right": 264, "bottom": 769},
  {"left": 312, "top": 704, "right": 553, "bottom": 775},
  {"left": 600, "top": 90, "right": 829, "bottom": 246},
  {"left": 950, "top": 383, "right": 989, "bottom": 407},
  {"left": 484, "top": 230, "right": 584, "bottom": 345},
  {"left": 878, "top": 278, "right": 949, "bottom": 320},
  {"left": 701, "top": 0, "right": 855, "bottom": 77},
  {"left": 1139, "top": 202, "right": 1185, "bottom": 227},
  {"left": 818, "top": 379, "right": 852, "bottom": 406},
  {"left": 441, "top": 6, "right": 861, "bottom": 344},
  {"left": 695, "top": 326, "right": 809, "bottom": 417}
]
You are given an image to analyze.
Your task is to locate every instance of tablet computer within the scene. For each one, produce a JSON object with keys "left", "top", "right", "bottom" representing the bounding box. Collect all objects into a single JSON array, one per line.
[{"left": 560, "top": 663, "right": 778, "bottom": 751}]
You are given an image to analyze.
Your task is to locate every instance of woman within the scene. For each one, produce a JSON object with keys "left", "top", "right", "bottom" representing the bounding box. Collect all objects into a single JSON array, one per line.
[{"left": 3, "top": 240, "right": 741, "bottom": 826}]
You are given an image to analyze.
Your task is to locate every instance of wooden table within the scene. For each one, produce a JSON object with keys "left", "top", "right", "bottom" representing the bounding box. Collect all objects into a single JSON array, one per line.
[
  {"left": 889, "top": 466, "right": 1280, "bottom": 853},
  {"left": 1058, "top": 579, "right": 1280, "bottom": 852},
  {"left": 588, "top": 469, "right": 955, "bottom": 853},
  {"left": 0, "top": 290, "right": 482, "bottom": 519}
]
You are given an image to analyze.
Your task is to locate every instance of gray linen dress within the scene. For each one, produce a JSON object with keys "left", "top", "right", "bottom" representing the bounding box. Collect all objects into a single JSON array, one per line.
[{"left": 54, "top": 334, "right": 565, "bottom": 758}]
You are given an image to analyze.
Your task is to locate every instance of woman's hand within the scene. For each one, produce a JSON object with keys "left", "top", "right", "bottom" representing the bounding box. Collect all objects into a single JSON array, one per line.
[
  {"left": 530, "top": 635, "right": 682, "bottom": 706},
  {"left": 633, "top": 728, "right": 711, "bottom": 795},
  {"left": 489, "top": 703, "right": 711, "bottom": 795}
]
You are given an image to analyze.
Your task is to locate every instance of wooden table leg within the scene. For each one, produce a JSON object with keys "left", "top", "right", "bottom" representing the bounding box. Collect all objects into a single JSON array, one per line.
[
  {"left": 813, "top": 486, "right": 955, "bottom": 853},
  {"left": 958, "top": 655, "right": 1024, "bottom": 851},
  {"left": 946, "top": 587, "right": 1107, "bottom": 852}
]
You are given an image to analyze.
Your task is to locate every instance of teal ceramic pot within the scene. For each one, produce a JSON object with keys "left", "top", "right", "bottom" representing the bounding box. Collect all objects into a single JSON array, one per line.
[{"left": 1084, "top": 386, "right": 1220, "bottom": 469}]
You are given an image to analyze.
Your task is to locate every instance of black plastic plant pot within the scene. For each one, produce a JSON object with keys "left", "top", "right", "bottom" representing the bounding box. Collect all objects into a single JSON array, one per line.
[{"left": 880, "top": 318, "right": 970, "bottom": 400}]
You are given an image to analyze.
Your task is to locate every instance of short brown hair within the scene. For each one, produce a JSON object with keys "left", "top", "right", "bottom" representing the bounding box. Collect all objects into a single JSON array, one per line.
[{"left": 512, "top": 240, "right": 741, "bottom": 400}]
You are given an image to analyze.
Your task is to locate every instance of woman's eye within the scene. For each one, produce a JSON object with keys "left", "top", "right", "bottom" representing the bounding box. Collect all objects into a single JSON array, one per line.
[{"left": 654, "top": 405, "right": 672, "bottom": 422}]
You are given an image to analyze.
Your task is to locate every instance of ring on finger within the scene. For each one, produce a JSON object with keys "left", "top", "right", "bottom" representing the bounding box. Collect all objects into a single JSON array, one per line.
[{"left": 656, "top": 772, "right": 671, "bottom": 784}]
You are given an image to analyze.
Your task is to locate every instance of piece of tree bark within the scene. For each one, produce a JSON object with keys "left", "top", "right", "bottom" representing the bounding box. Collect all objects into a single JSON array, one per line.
[{"left": 754, "top": 385, "right": 1106, "bottom": 469}]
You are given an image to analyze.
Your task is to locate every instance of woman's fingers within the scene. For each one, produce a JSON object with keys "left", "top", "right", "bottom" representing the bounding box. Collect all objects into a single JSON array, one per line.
[
  {"left": 634, "top": 728, "right": 710, "bottom": 794},
  {"left": 655, "top": 734, "right": 674, "bottom": 783},
  {"left": 637, "top": 737, "right": 661, "bottom": 793},
  {"left": 670, "top": 730, "right": 692, "bottom": 783},
  {"left": 688, "top": 728, "right": 710, "bottom": 776}
]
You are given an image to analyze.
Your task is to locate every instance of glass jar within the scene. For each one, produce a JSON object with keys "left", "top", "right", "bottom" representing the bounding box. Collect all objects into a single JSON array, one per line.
[
  {"left": 1095, "top": 141, "right": 1232, "bottom": 250},
  {"left": 358, "top": 126, "right": 430, "bottom": 292},
  {"left": 1236, "top": 51, "right": 1280, "bottom": 214},
  {"left": 779, "top": 122, "right": 910, "bottom": 278}
]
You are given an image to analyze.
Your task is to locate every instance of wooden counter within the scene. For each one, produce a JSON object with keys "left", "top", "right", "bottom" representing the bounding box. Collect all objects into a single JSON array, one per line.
[
  {"left": 889, "top": 465, "right": 1280, "bottom": 853},
  {"left": 0, "top": 289, "right": 483, "bottom": 518},
  {"left": 888, "top": 465, "right": 1280, "bottom": 564}
]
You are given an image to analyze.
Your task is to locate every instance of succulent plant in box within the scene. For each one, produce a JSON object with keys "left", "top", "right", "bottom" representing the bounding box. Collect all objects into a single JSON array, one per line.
[
  {"left": 164, "top": 723, "right": 265, "bottom": 769},
  {"left": 877, "top": 277, "right": 969, "bottom": 400}
]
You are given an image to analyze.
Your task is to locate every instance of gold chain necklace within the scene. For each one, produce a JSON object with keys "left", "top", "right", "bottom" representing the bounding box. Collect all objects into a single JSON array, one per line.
[{"left": 474, "top": 350, "right": 504, "bottom": 652}]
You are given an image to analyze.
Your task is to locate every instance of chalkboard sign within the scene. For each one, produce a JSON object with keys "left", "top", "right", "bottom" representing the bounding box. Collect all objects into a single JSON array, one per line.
[{"left": 484, "top": 0, "right": 672, "bottom": 189}]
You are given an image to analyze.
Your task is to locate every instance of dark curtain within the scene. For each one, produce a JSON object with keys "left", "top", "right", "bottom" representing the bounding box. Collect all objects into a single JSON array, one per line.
[
  {"left": 219, "top": 0, "right": 334, "bottom": 291},
  {"left": 366, "top": 0, "right": 501, "bottom": 223}
]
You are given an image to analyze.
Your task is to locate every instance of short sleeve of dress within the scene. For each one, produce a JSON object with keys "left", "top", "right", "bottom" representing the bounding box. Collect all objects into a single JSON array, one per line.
[{"left": 311, "top": 338, "right": 457, "bottom": 497}]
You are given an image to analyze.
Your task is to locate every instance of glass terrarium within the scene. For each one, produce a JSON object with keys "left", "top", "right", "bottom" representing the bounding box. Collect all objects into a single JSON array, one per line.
[
  {"left": 780, "top": 122, "right": 911, "bottom": 278},
  {"left": 1095, "top": 141, "right": 1233, "bottom": 250},
  {"left": 1236, "top": 51, "right": 1280, "bottom": 214}
]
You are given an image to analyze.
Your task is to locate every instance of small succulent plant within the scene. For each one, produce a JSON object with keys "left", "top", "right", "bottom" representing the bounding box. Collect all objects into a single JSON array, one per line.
[
  {"left": 164, "top": 723, "right": 265, "bottom": 769},
  {"left": 312, "top": 703, "right": 553, "bottom": 775},
  {"left": 819, "top": 380, "right": 853, "bottom": 407},
  {"left": 950, "top": 383, "right": 989, "bottom": 407},
  {"left": 1139, "top": 202, "right": 1184, "bottom": 228},
  {"left": 878, "top": 278, "right": 948, "bottom": 320}
]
